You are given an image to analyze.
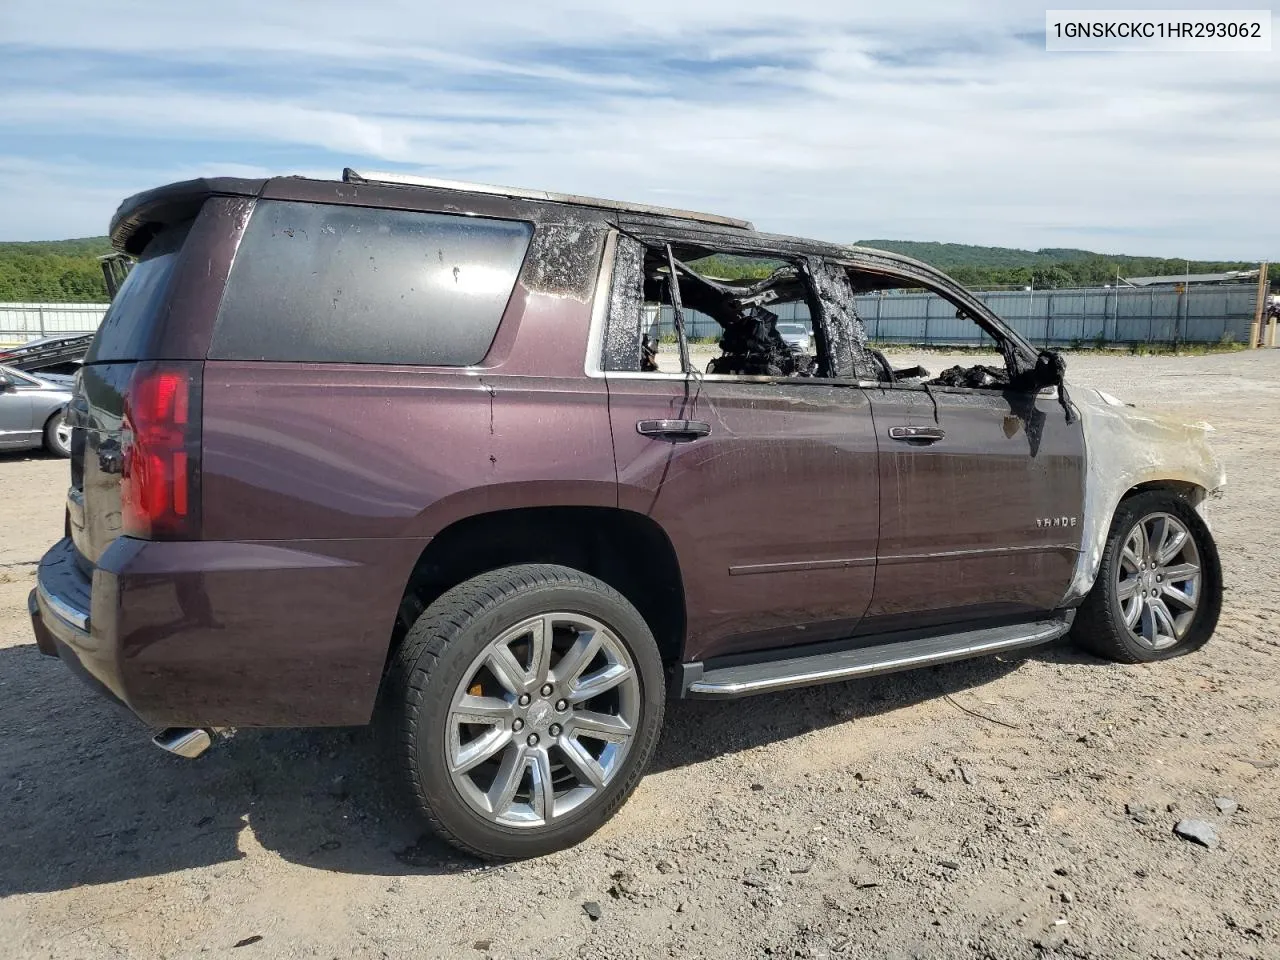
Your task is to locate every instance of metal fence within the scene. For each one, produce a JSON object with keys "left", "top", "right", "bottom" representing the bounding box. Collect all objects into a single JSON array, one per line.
[
  {"left": 0, "top": 284, "right": 1260, "bottom": 349},
  {"left": 650, "top": 284, "right": 1260, "bottom": 346},
  {"left": 0, "top": 303, "right": 109, "bottom": 344}
]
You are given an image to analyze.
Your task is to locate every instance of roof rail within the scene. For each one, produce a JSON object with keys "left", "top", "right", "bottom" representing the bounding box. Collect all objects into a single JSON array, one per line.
[{"left": 342, "top": 168, "right": 754, "bottom": 231}]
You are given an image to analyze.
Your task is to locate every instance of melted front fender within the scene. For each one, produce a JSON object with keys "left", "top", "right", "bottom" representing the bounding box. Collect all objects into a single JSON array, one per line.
[{"left": 1065, "top": 387, "right": 1225, "bottom": 603}]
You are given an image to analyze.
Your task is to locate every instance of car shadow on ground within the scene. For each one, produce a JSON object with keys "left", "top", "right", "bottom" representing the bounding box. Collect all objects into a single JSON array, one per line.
[
  {"left": 0, "top": 638, "right": 1109, "bottom": 896},
  {"left": 0, "top": 448, "right": 64, "bottom": 463}
]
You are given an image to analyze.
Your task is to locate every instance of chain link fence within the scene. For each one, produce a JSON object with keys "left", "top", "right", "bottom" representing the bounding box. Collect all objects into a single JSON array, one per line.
[{"left": 0, "top": 303, "right": 110, "bottom": 345}]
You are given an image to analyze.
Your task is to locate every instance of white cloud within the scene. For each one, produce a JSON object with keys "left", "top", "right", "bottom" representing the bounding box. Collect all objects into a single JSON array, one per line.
[
  {"left": 0, "top": 157, "right": 134, "bottom": 240},
  {"left": 0, "top": 1, "right": 1276, "bottom": 258}
]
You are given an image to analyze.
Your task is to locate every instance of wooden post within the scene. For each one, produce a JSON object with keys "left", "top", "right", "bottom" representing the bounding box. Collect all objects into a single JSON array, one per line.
[
  {"left": 1250, "top": 262, "right": 1268, "bottom": 347},
  {"left": 1264, "top": 264, "right": 1277, "bottom": 347}
]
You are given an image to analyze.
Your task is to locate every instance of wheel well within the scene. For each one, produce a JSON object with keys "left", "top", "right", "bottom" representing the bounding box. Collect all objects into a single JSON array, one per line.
[
  {"left": 1120, "top": 479, "right": 1208, "bottom": 508},
  {"left": 393, "top": 507, "right": 687, "bottom": 667}
]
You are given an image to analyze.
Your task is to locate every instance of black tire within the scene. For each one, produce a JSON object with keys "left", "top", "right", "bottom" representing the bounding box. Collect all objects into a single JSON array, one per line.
[
  {"left": 384, "top": 563, "right": 666, "bottom": 860},
  {"left": 43, "top": 410, "right": 71, "bottom": 458},
  {"left": 1072, "top": 490, "right": 1222, "bottom": 663}
]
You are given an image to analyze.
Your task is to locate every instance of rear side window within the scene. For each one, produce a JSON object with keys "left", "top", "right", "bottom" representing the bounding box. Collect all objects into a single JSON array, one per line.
[
  {"left": 86, "top": 222, "right": 190, "bottom": 363},
  {"left": 210, "top": 201, "right": 532, "bottom": 366}
]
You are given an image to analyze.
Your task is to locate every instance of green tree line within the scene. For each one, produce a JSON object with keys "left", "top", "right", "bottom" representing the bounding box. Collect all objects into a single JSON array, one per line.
[
  {"left": 0, "top": 237, "right": 114, "bottom": 302},
  {"left": 856, "top": 240, "right": 1268, "bottom": 290},
  {"left": 1, "top": 235, "right": 1275, "bottom": 303}
]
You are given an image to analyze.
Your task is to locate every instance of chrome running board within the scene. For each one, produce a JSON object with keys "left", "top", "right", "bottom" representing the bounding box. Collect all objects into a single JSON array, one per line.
[{"left": 683, "top": 614, "right": 1072, "bottom": 699}]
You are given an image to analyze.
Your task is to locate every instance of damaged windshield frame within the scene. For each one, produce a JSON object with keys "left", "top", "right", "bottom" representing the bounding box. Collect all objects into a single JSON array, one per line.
[
  {"left": 831, "top": 258, "right": 1075, "bottom": 419},
  {"left": 832, "top": 259, "right": 1070, "bottom": 395},
  {"left": 833, "top": 255, "right": 1041, "bottom": 381},
  {"left": 596, "top": 228, "right": 1055, "bottom": 401}
]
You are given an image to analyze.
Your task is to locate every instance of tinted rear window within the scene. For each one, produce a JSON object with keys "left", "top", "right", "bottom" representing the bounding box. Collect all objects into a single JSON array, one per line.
[
  {"left": 85, "top": 222, "right": 189, "bottom": 363},
  {"left": 210, "top": 201, "right": 532, "bottom": 366}
]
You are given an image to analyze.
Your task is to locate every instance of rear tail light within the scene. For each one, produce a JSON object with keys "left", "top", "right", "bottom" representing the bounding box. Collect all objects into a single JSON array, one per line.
[{"left": 121, "top": 362, "right": 202, "bottom": 539}]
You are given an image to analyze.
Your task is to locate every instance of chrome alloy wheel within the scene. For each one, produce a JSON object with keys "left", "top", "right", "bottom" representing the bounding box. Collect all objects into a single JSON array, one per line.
[
  {"left": 54, "top": 417, "right": 72, "bottom": 453},
  {"left": 445, "top": 613, "right": 641, "bottom": 827},
  {"left": 1116, "top": 512, "right": 1202, "bottom": 650}
]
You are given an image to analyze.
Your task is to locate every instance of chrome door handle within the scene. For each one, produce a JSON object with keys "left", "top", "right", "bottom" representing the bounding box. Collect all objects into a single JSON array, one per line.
[
  {"left": 637, "top": 419, "right": 711, "bottom": 441},
  {"left": 888, "top": 425, "right": 945, "bottom": 444}
]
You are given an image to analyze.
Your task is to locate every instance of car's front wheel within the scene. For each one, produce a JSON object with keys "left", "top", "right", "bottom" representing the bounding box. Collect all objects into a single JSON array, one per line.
[
  {"left": 385, "top": 564, "right": 666, "bottom": 860},
  {"left": 1072, "top": 490, "right": 1222, "bottom": 662},
  {"left": 43, "top": 410, "right": 71, "bottom": 458}
]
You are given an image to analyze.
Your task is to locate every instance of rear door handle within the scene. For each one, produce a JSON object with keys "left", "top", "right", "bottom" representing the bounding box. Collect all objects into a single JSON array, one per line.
[
  {"left": 637, "top": 419, "right": 711, "bottom": 441},
  {"left": 888, "top": 425, "right": 945, "bottom": 444}
]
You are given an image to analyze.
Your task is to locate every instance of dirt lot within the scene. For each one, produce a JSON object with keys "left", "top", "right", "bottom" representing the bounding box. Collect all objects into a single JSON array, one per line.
[{"left": 1, "top": 350, "right": 1277, "bottom": 960}]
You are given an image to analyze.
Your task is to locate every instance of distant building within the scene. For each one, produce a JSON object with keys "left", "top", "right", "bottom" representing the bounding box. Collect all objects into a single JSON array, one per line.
[{"left": 1121, "top": 269, "right": 1260, "bottom": 287}]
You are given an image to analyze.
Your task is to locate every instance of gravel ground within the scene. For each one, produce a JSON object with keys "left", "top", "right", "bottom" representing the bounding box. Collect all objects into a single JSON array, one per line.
[{"left": 1, "top": 350, "right": 1277, "bottom": 960}]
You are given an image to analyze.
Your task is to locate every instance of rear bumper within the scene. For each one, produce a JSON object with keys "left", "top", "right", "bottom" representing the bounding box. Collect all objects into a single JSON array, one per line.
[
  {"left": 32, "top": 538, "right": 91, "bottom": 651},
  {"left": 29, "top": 585, "right": 59, "bottom": 657},
  {"left": 30, "top": 588, "right": 132, "bottom": 714},
  {"left": 31, "top": 534, "right": 428, "bottom": 728},
  {"left": 30, "top": 538, "right": 133, "bottom": 713}
]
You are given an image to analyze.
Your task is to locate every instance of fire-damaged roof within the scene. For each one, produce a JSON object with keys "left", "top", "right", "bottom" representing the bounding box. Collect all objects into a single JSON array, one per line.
[
  {"left": 109, "top": 168, "right": 755, "bottom": 255},
  {"left": 342, "top": 169, "right": 755, "bottom": 231}
]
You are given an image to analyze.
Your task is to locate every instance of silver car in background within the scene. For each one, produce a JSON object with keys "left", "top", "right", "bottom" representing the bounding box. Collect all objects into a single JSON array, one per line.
[
  {"left": 0, "top": 365, "right": 73, "bottom": 457},
  {"left": 776, "top": 321, "right": 814, "bottom": 355}
]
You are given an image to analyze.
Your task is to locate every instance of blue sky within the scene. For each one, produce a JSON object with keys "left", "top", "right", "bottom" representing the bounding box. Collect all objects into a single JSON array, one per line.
[{"left": 0, "top": 2, "right": 1276, "bottom": 258}]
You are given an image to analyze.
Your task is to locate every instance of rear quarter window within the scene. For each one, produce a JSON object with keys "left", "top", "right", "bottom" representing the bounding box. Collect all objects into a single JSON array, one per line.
[
  {"left": 210, "top": 201, "right": 532, "bottom": 366},
  {"left": 86, "top": 222, "right": 190, "bottom": 363}
]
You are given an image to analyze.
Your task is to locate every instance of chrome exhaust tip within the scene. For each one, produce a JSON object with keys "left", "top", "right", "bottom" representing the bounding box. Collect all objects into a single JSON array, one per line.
[{"left": 152, "top": 727, "right": 215, "bottom": 759}]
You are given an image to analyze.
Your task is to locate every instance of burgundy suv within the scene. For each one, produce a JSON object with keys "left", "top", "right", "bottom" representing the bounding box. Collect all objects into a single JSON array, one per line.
[{"left": 31, "top": 170, "right": 1224, "bottom": 859}]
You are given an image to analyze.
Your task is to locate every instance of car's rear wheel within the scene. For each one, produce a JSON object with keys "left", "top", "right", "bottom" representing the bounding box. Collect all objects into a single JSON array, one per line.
[
  {"left": 1072, "top": 490, "right": 1221, "bottom": 662},
  {"left": 43, "top": 411, "right": 71, "bottom": 458},
  {"left": 384, "top": 563, "right": 666, "bottom": 860}
]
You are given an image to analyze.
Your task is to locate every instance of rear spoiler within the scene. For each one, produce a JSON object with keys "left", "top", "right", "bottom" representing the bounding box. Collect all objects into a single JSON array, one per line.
[{"left": 110, "top": 177, "right": 267, "bottom": 255}]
